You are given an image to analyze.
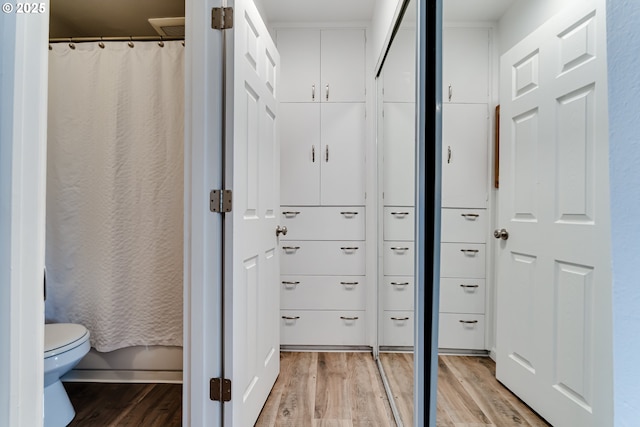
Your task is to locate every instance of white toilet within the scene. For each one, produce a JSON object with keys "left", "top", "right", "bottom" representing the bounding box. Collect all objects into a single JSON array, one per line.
[{"left": 44, "top": 323, "right": 90, "bottom": 427}]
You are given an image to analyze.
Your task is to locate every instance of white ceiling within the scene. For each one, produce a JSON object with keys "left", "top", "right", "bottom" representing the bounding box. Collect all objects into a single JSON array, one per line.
[
  {"left": 444, "top": 0, "right": 515, "bottom": 22},
  {"left": 257, "top": 0, "right": 376, "bottom": 23}
]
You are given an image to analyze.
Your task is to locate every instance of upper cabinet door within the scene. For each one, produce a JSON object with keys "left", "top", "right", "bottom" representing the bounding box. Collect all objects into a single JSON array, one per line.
[
  {"left": 443, "top": 27, "right": 489, "bottom": 104},
  {"left": 321, "top": 29, "right": 366, "bottom": 103},
  {"left": 277, "top": 29, "right": 321, "bottom": 102},
  {"left": 383, "top": 28, "right": 416, "bottom": 103}
]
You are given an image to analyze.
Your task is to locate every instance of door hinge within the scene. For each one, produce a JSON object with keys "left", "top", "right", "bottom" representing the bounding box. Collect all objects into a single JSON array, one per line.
[
  {"left": 210, "top": 189, "right": 232, "bottom": 213},
  {"left": 210, "top": 378, "right": 232, "bottom": 402},
  {"left": 212, "top": 7, "right": 234, "bottom": 30}
]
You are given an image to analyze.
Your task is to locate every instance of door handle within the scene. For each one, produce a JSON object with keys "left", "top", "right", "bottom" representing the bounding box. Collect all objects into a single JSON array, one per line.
[
  {"left": 448, "top": 84, "right": 452, "bottom": 102},
  {"left": 312, "top": 145, "right": 315, "bottom": 162},
  {"left": 326, "top": 84, "right": 329, "bottom": 101},
  {"left": 312, "top": 84, "right": 315, "bottom": 101},
  {"left": 447, "top": 146, "right": 452, "bottom": 164},
  {"left": 494, "top": 228, "right": 509, "bottom": 240},
  {"left": 325, "top": 145, "right": 329, "bottom": 162},
  {"left": 276, "top": 225, "right": 288, "bottom": 236}
]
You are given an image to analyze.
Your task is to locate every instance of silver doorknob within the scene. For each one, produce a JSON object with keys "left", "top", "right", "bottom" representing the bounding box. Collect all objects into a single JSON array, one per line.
[
  {"left": 494, "top": 228, "right": 509, "bottom": 240},
  {"left": 276, "top": 225, "right": 288, "bottom": 236}
]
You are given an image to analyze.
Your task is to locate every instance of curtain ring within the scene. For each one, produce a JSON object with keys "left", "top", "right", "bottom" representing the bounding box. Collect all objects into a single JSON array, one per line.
[
  {"left": 128, "top": 37, "right": 134, "bottom": 48},
  {"left": 48, "top": 44, "right": 52, "bottom": 50},
  {"left": 181, "top": 41, "right": 185, "bottom": 47},
  {"left": 99, "top": 37, "right": 105, "bottom": 49}
]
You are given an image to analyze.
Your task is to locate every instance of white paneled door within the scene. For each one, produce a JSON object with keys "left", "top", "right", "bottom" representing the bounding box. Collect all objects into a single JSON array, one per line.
[
  {"left": 224, "top": 0, "right": 281, "bottom": 425},
  {"left": 495, "top": 1, "right": 612, "bottom": 426}
]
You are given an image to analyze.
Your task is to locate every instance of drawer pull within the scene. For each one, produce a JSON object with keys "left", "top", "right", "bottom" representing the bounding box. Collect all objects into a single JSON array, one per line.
[
  {"left": 340, "top": 316, "right": 359, "bottom": 320},
  {"left": 340, "top": 281, "right": 359, "bottom": 285},
  {"left": 459, "top": 320, "right": 478, "bottom": 324},
  {"left": 340, "top": 247, "right": 359, "bottom": 251},
  {"left": 282, "top": 211, "right": 300, "bottom": 217},
  {"left": 391, "top": 282, "right": 410, "bottom": 286},
  {"left": 391, "top": 211, "right": 410, "bottom": 217},
  {"left": 460, "top": 284, "right": 479, "bottom": 289},
  {"left": 282, "top": 246, "right": 301, "bottom": 252},
  {"left": 391, "top": 317, "right": 410, "bottom": 321},
  {"left": 340, "top": 211, "right": 359, "bottom": 217},
  {"left": 282, "top": 316, "right": 300, "bottom": 320},
  {"left": 460, "top": 249, "right": 479, "bottom": 254},
  {"left": 461, "top": 213, "right": 480, "bottom": 219},
  {"left": 282, "top": 281, "right": 300, "bottom": 285},
  {"left": 391, "top": 247, "right": 410, "bottom": 251}
]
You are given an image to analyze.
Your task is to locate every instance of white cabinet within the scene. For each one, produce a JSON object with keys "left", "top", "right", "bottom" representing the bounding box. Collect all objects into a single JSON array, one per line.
[
  {"left": 277, "top": 28, "right": 365, "bottom": 103},
  {"left": 383, "top": 102, "right": 415, "bottom": 206},
  {"left": 442, "top": 27, "right": 489, "bottom": 104},
  {"left": 441, "top": 103, "right": 489, "bottom": 209}
]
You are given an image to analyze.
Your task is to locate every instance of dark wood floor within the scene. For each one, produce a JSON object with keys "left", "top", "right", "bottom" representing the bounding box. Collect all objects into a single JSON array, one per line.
[{"left": 64, "top": 353, "right": 550, "bottom": 427}]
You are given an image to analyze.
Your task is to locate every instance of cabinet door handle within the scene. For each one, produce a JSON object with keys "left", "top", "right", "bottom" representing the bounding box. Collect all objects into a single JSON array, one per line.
[
  {"left": 340, "top": 316, "right": 359, "bottom": 320},
  {"left": 448, "top": 84, "right": 452, "bottom": 102},
  {"left": 325, "top": 145, "right": 329, "bottom": 162},
  {"left": 312, "top": 84, "right": 315, "bottom": 101},
  {"left": 340, "top": 281, "right": 359, "bottom": 285},
  {"left": 282, "top": 316, "right": 300, "bottom": 320},
  {"left": 282, "top": 211, "right": 300, "bottom": 217},
  {"left": 391, "top": 317, "right": 410, "bottom": 321},
  {"left": 340, "top": 247, "right": 359, "bottom": 251},
  {"left": 447, "top": 146, "right": 452, "bottom": 164},
  {"left": 459, "top": 320, "right": 478, "bottom": 324},
  {"left": 391, "top": 247, "right": 410, "bottom": 251},
  {"left": 391, "top": 211, "right": 410, "bottom": 217},
  {"left": 391, "top": 282, "right": 410, "bottom": 286},
  {"left": 460, "top": 249, "right": 479, "bottom": 254},
  {"left": 461, "top": 213, "right": 479, "bottom": 219},
  {"left": 340, "top": 211, "right": 358, "bottom": 217},
  {"left": 460, "top": 284, "right": 479, "bottom": 289},
  {"left": 326, "top": 84, "right": 329, "bottom": 101},
  {"left": 312, "top": 145, "right": 315, "bottom": 162},
  {"left": 282, "top": 281, "right": 300, "bottom": 285}
]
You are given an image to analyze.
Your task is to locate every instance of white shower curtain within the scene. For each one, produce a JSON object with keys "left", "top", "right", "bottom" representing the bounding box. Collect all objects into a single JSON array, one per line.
[{"left": 46, "top": 41, "right": 184, "bottom": 352}]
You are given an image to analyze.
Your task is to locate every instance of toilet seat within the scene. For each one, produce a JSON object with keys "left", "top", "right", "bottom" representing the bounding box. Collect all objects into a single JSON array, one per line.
[{"left": 45, "top": 323, "right": 90, "bottom": 358}]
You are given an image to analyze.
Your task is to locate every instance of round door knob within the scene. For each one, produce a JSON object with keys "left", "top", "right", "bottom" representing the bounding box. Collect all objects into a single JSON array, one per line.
[
  {"left": 494, "top": 228, "right": 509, "bottom": 240},
  {"left": 276, "top": 225, "right": 288, "bottom": 236}
]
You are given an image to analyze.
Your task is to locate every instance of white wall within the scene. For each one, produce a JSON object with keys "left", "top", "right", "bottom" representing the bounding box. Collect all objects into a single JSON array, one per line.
[
  {"left": 371, "top": 0, "right": 403, "bottom": 72},
  {"left": 607, "top": 1, "right": 640, "bottom": 425}
]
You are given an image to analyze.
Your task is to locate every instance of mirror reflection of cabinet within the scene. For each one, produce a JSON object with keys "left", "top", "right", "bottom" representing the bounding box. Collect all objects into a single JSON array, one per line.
[{"left": 379, "top": 26, "right": 416, "bottom": 349}]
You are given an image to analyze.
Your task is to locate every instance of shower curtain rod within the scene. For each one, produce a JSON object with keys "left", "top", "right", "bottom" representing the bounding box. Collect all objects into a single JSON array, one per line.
[{"left": 49, "top": 36, "right": 184, "bottom": 43}]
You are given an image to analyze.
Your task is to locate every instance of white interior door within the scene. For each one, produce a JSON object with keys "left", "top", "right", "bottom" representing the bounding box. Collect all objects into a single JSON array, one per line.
[
  {"left": 495, "top": 1, "right": 612, "bottom": 426},
  {"left": 224, "top": 0, "right": 281, "bottom": 425}
]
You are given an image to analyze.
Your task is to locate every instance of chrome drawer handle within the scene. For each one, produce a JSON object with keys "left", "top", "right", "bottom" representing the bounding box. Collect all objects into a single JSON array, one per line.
[
  {"left": 282, "top": 316, "right": 300, "bottom": 320},
  {"left": 391, "top": 247, "right": 410, "bottom": 251},
  {"left": 282, "top": 281, "right": 300, "bottom": 285},
  {"left": 391, "top": 211, "right": 410, "bottom": 217},
  {"left": 340, "top": 281, "right": 359, "bottom": 285},
  {"left": 460, "top": 284, "right": 479, "bottom": 289},
  {"left": 340, "top": 316, "right": 359, "bottom": 320},
  {"left": 282, "top": 246, "right": 300, "bottom": 253},
  {"left": 461, "top": 213, "right": 479, "bottom": 219},
  {"left": 460, "top": 249, "right": 479, "bottom": 254},
  {"left": 391, "top": 317, "right": 410, "bottom": 321},
  {"left": 391, "top": 282, "right": 410, "bottom": 286},
  {"left": 340, "top": 247, "right": 359, "bottom": 251},
  {"left": 282, "top": 211, "right": 300, "bottom": 217},
  {"left": 459, "top": 320, "right": 478, "bottom": 324},
  {"left": 340, "top": 211, "right": 358, "bottom": 217}
]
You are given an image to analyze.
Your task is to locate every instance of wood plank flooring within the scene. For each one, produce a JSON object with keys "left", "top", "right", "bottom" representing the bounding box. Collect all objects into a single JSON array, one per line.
[
  {"left": 64, "top": 353, "right": 551, "bottom": 427},
  {"left": 380, "top": 353, "right": 551, "bottom": 427}
]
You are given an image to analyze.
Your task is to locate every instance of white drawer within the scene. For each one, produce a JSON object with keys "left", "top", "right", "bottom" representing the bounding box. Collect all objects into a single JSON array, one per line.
[
  {"left": 383, "top": 242, "right": 415, "bottom": 275},
  {"left": 382, "top": 276, "right": 414, "bottom": 311},
  {"left": 440, "top": 243, "right": 485, "bottom": 278},
  {"left": 280, "top": 275, "right": 366, "bottom": 310},
  {"left": 440, "top": 208, "right": 486, "bottom": 243},
  {"left": 381, "top": 311, "right": 414, "bottom": 347},
  {"left": 281, "top": 241, "right": 365, "bottom": 275},
  {"left": 280, "top": 207, "right": 365, "bottom": 241},
  {"left": 280, "top": 310, "right": 366, "bottom": 346},
  {"left": 383, "top": 207, "right": 415, "bottom": 241},
  {"left": 439, "top": 278, "right": 485, "bottom": 314},
  {"left": 438, "top": 313, "right": 485, "bottom": 350}
]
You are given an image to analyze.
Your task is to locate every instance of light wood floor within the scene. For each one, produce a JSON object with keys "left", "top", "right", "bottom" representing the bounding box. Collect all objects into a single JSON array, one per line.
[
  {"left": 380, "top": 353, "right": 551, "bottom": 427},
  {"left": 64, "top": 353, "right": 550, "bottom": 427}
]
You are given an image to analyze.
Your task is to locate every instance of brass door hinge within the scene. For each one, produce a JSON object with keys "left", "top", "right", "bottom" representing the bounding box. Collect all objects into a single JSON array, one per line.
[
  {"left": 210, "top": 189, "right": 232, "bottom": 213},
  {"left": 210, "top": 378, "right": 232, "bottom": 402},
  {"left": 212, "top": 7, "right": 234, "bottom": 30}
]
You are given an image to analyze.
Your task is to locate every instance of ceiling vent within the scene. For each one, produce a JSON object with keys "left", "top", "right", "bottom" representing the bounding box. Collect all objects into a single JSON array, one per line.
[{"left": 148, "top": 17, "right": 185, "bottom": 37}]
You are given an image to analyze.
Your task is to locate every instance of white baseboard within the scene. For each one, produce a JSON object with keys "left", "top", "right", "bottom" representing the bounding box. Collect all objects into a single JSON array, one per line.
[{"left": 62, "top": 369, "right": 182, "bottom": 384}]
